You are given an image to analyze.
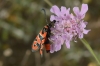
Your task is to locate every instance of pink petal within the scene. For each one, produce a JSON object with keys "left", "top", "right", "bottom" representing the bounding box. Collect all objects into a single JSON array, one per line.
[
  {"left": 84, "top": 22, "right": 88, "bottom": 25},
  {"left": 79, "top": 33, "right": 83, "bottom": 38},
  {"left": 81, "top": 4, "right": 88, "bottom": 15},
  {"left": 60, "top": 7, "right": 70, "bottom": 17},
  {"left": 54, "top": 44, "right": 61, "bottom": 51},
  {"left": 50, "top": 5, "right": 60, "bottom": 16},
  {"left": 65, "top": 40, "right": 70, "bottom": 49},
  {"left": 73, "top": 7, "right": 79, "bottom": 16},
  {"left": 81, "top": 14, "right": 85, "bottom": 19},
  {"left": 61, "top": 6, "right": 67, "bottom": 15},
  {"left": 83, "top": 29, "right": 90, "bottom": 34},
  {"left": 65, "top": 8, "right": 70, "bottom": 16},
  {"left": 81, "top": 22, "right": 86, "bottom": 28},
  {"left": 50, "top": 15, "right": 55, "bottom": 21},
  {"left": 50, "top": 44, "right": 55, "bottom": 53},
  {"left": 70, "top": 13, "right": 74, "bottom": 19}
]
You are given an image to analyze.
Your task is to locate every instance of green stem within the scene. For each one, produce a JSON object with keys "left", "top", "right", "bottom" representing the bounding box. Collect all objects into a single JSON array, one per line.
[
  {"left": 80, "top": 38, "right": 100, "bottom": 65},
  {"left": 44, "top": 0, "right": 53, "bottom": 7}
]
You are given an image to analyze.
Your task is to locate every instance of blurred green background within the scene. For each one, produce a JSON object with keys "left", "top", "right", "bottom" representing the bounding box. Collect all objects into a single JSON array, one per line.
[{"left": 0, "top": 0, "right": 100, "bottom": 66}]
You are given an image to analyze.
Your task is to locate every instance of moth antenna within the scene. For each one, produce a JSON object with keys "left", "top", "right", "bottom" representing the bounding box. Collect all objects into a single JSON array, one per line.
[{"left": 41, "top": 8, "right": 48, "bottom": 24}]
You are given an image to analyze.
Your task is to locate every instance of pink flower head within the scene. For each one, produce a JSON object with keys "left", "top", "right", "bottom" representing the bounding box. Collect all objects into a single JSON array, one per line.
[{"left": 49, "top": 4, "right": 90, "bottom": 53}]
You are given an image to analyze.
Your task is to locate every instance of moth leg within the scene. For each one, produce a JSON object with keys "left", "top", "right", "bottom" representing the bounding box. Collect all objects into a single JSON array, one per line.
[
  {"left": 40, "top": 48, "right": 43, "bottom": 57},
  {"left": 40, "top": 44, "right": 44, "bottom": 57}
]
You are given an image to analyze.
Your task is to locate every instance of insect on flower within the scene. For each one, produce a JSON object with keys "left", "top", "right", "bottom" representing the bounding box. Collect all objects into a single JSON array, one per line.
[{"left": 32, "top": 9, "right": 56, "bottom": 57}]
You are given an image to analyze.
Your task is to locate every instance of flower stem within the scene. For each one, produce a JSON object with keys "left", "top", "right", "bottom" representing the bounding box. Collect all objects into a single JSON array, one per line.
[
  {"left": 80, "top": 38, "right": 100, "bottom": 65},
  {"left": 44, "top": 0, "right": 53, "bottom": 7}
]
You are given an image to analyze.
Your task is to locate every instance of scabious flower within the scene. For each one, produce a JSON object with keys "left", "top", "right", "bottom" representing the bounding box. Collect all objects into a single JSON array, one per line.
[{"left": 49, "top": 4, "right": 90, "bottom": 53}]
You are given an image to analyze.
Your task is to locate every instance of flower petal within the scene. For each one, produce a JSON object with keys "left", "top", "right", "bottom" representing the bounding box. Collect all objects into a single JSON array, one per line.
[
  {"left": 83, "top": 29, "right": 90, "bottom": 34},
  {"left": 65, "top": 8, "right": 70, "bottom": 16},
  {"left": 79, "top": 33, "right": 83, "bottom": 38},
  {"left": 73, "top": 7, "right": 79, "bottom": 16},
  {"left": 61, "top": 6, "right": 67, "bottom": 15},
  {"left": 50, "top": 5, "right": 60, "bottom": 16},
  {"left": 65, "top": 40, "right": 70, "bottom": 49},
  {"left": 50, "top": 44, "right": 55, "bottom": 53},
  {"left": 81, "top": 21, "right": 86, "bottom": 28},
  {"left": 54, "top": 44, "right": 61, "bottom": 51},
  {"left": 50, "top": 15, "right": 55, "bottom": 21},
  {"left": 81, "top": 4, "right": 88, "bottom": 15}
]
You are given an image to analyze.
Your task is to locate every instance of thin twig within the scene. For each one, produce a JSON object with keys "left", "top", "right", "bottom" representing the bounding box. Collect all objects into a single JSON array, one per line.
[
  {"left": 44, "top": 0, "right": 53, "bottom": 7},
  {"left": 21, "top": 50, "right": 31, "bottom": 66},
  {"left": 34, "top": 52, "right": 41, "bottom": 66}
]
